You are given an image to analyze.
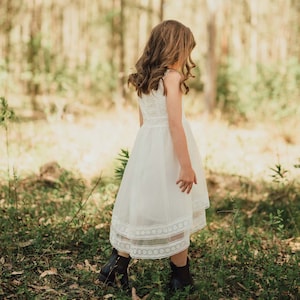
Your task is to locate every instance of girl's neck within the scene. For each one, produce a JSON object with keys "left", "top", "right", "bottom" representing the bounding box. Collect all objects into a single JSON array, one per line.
[{"left": 168, "top": 62, "right": 181, "bottom": 72}]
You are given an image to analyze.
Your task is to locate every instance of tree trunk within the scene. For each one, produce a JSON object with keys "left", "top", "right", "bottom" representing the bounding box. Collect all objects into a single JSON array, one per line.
[
  {"left": 4, "top": 0, "right": 13, "bottom": 69},
  {"left": 134, "top": 0, "right": 141, "bottom": 63},
  {"left": 204, "top": 0, "right": 217, "bottom": 113},
  {"left": 27, "top": 0, "right": 42, "bottom": 111},
  {"left": 119, "top": 0, "right": 126, "bottom": 101},
  {"left": 146, "top": 0, "right": 153, "bottom": 33},
  {"left": 159, "top": 0, "right": 164, "bottom": 21}
]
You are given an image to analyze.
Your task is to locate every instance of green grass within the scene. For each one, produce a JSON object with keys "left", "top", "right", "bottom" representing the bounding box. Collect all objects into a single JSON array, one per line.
[{"left": 0, "top": 163, "right": 299, "bottom": 299}]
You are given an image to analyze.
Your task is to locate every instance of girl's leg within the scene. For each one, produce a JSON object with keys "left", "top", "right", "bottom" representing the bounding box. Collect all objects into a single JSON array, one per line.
[
  {"left": 118, "top": 251, "right": 130, "bottom": 258},
  {"left": 169, "top": 248, "right": 193, "bottom": 291},
  {"left": 170, "top": 248, "right": 188, "bottom": 267}
]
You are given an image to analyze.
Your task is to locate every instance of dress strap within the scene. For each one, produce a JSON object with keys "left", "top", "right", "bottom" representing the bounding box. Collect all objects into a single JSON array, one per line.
[
  {"left": 163, "top": 68, "right": 183, "bottom": 81},
  {"left": 166, "top": 68, "right": 181, "bottom": 75}
]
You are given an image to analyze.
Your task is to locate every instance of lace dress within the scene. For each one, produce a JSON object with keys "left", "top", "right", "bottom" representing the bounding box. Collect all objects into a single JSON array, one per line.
[{"left": 109, "top": 76, "right": 209, "bottom": 259}]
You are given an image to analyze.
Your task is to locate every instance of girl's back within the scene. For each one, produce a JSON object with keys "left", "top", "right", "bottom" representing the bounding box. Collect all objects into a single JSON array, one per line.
[{"left": 139, "top": 78, "right": 168, "bottom": 125}]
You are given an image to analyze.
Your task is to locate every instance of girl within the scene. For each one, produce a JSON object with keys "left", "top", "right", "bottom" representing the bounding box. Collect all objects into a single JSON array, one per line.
[{"left": 99, "top": 20, "right": 209, "bottom": 292}]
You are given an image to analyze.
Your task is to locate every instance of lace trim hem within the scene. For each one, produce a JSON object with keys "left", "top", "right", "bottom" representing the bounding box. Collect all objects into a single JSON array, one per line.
[
  {"left": 110, "top": 214, "right": 206, "bottom": 259},
  {"left": 111, "top": 217, "right": 192, "bottom": 239},
  {"left": 109, "top": 216, "right": 207, "bottom": 259},
  {"left": 110, "top": 231, "right": 190, "bottom": 259},
  {"left": 111, "top": 209, "right": 207, "bottom": 239}
]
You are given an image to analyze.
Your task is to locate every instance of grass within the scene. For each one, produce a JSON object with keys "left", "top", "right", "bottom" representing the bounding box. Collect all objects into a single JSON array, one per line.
[{"left": 0, "top": 161, "right": 299, "bottom": 299}]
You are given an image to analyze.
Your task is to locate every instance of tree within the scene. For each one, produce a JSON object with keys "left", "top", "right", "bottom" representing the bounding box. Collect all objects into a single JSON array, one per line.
[
  {"left": 204, "top": 0, "right": 218, "bottom": 113},
  {"left": 159, "top": 0, "right": 165, "bottom": 21}
]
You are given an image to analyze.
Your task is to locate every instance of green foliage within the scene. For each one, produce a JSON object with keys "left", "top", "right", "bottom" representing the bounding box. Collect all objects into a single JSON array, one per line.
[
  {"left": 189, "top": 66, "right": 204, "bottom": 92},
  {"left": 0, "top": 97, "right": 16, "bottom": 195},
  {"left": 216, "top": 58, "right": 300, "bottom": 121},
  {"left": 191, "top": 226, "right": 299, "bottom": 299},
  {"left": 0, "top": 60, "right": 9, "bottom": 92},
  {"left": 87, "top": 62, "right": 118, "bottom": 101},
  {"left": 0, "top": 97, "right": 15, "bottom": 128},
  {"left": 114, "top": 148, "right": 129, "bottom": 182},
  {"left": 264, "top": 209, "right": 285, "bottom": 236},
  {"left": 270, "top": 163, "right": 289, "bottom": 183},
  {"left": 293, "top": 158, "right": 300, "bottom": 169},
  {"left": 0, "top": 156, "right": 299, "bottom": 299}
]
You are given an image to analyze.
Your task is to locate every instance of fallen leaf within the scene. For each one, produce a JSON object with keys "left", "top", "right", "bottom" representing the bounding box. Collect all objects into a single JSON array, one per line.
[
  {"left": 285, "top": 237, "right": 300, "bottom": 253},
  {"left": 84, "top": 259, "right": 98, "bottom": 272},
  {"left": 237, "top": 282, "right": 247, "bottom": 291},
  {"left": 104, "top": 294, "right": 115, "bottom": 299},
  {"left": 69, "top": 283, "right": 79, "bottom": 289},
  {"left": 4, "top": 263, "right": 12, "bottom": 270},
  {"left": 18, "top": 239, "right": 35, "bottom": 248},
  {"left": 29, "top": 285, "right": 60, "bottom": 294},
  {"left": 11, "top": 271, "right": 24, "bottom": 275},
  {"left": 12, "top": 280, "right": 22, "bottom": 286},
  {"left": 39, "top": 267, "right": 58, "bottom": 278},
  {"left": 29, "top": 284, "right": 51, "bottom": 291},
  {"left": 95, "top": 223, "right": 108, "bottom": 229},
  {"left": 56, "top": 250, "right": 71, "bottom": 254},
  {"left": 76, "top": 263, "right": 84, "bottom": 270}
]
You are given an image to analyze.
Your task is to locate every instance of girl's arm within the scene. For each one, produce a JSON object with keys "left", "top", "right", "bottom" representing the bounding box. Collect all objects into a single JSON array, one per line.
[
  {"left": 139, "top": 107, "right": 144, "bottom": 127},
  {"left": 164, "top": 71, "right": 197, "bottom": 194}
]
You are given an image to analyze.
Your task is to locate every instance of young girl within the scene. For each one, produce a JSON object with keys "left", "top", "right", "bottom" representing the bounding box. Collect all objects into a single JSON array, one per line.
[{"left": 99, "top": 19, "right": 209, "bottom": 292}]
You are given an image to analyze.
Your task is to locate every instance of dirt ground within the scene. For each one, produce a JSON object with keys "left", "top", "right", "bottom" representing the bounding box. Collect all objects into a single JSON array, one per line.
[{"left": 0, "top": 106, "right": 299, "bottom": 183}]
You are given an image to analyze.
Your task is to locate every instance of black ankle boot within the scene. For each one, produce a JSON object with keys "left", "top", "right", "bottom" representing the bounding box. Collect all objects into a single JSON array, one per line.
[
  {"left": 99, "top": 248, "right": 131, "bottom": 290},
  {"left": 169, "top": 259, "right": 194, "bottom": 291}
]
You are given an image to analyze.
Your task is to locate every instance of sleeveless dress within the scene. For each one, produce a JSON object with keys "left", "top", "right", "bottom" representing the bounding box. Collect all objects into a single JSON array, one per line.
[{"left": 110, "top": 74, "right": 210, "bottom": 259}]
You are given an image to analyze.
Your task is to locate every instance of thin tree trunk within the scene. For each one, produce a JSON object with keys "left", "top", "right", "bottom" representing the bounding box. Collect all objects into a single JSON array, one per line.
[
  {"left": 4, "top": 0, "right": 13, "bottom": 69},
  {"left": 28, "top": 0, "right": 42, "bottom": 111},
  {"left": 159, "top": 0, "right": 164, "bottom": 21},
  {"left": 249, "top": 1, "right": 257, "bottom": 66},
  {"left": 204, "top": 0, "right": 217, "bottom": 113},
  {"left": 146, "top": 0, "right": 153, "bottom": 33},
  {"left": 134, "top": 0, "right": 141, "bottom": 62},
  {"left": 109, "top": 0, "right": 117, "bottom": 72},
  {"left": 219, "top": 1, "right": 229, "bottom": 64},
  {"left": 119, "top": 0, "right": 126, "bottom": 100}
]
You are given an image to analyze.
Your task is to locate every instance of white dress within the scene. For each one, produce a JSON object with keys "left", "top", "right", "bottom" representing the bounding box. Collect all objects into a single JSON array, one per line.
[{"left": 110, "top": 75, "right": 210, "bottom": 259}]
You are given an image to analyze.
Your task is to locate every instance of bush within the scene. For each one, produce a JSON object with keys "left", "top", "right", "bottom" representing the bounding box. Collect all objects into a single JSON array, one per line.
[{"left": 216, "top": 58, "right": 300, "bottom": 121}]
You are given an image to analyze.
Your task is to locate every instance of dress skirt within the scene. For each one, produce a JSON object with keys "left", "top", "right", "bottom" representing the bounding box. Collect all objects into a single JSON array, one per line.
[{"left": 109, "top": 115, "right": 210, "bottom": 259}]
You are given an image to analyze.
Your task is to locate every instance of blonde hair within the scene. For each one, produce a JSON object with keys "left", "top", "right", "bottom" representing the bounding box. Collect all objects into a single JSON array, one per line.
[{"left": 128, "top": 20, "right": 196, "bottom": 96}]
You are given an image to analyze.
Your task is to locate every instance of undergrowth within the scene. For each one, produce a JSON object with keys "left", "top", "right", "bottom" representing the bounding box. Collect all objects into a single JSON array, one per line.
[
  {"left": 216, "top": 58, "right": 300, "bottom": 122},
  {"left": 0, "top": 156, "right": 299, "bottom": 299}
]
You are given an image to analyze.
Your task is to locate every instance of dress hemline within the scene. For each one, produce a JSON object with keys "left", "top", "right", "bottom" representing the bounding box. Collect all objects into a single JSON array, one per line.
[{"left": 110, "top": 220, "right": 207, "bottom": 259}]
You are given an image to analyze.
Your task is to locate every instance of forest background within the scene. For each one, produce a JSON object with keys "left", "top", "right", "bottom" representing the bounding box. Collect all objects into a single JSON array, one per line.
[{"left": 0, "top": 0, "right": 299, "bottom": 299}]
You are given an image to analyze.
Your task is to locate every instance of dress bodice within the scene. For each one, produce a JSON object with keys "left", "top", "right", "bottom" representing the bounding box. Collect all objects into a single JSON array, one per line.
[
  {"left": 138, "top": 80, "right": 169, "bottom": 127},
  {"left": 139, "top": 80, "right": 167, "bottom": 117}
]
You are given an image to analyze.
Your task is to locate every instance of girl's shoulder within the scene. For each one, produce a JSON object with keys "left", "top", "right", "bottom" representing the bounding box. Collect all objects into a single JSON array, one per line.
[
  {"left": 164, "top": 68, "right": 182, "bottom": 79},
  {"left": 163, "top": 69, "right": 182, "bottom": 87}
]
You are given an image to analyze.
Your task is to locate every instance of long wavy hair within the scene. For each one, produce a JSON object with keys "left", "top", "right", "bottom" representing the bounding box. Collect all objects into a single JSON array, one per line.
[{"left": 128, "top": 20, "right": 196, "bottom": 96}]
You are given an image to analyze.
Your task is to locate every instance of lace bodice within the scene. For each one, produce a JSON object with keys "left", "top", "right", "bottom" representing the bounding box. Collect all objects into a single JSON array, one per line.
[
  {"left": 139, "top": 78, "right": 187, "bottom": 128},
  {"left": 138, "top": 80, "right": 168, "bottom": 127}
]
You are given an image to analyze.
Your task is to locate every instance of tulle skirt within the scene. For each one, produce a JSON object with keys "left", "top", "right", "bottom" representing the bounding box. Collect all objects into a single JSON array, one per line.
[{"left": 110, "top": 117, "right": 209, "bottom": 259}]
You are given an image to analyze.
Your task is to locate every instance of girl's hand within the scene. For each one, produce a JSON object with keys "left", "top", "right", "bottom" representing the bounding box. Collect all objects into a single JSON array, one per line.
[{"left": 176, "top": 167, "right": 197, "bottom": 194}]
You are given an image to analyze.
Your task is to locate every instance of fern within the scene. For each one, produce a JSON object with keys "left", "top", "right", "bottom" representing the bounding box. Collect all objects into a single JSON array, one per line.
[{"left": 114, "top": 148, "right": 129, "bottom": 182}]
